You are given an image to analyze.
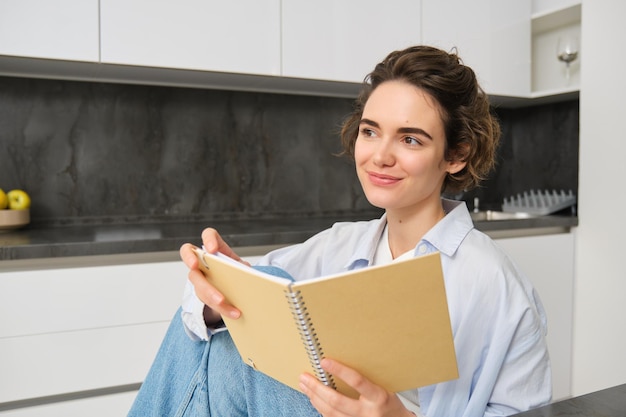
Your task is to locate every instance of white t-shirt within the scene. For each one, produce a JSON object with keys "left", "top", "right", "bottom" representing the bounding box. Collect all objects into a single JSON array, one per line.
[{"left": 373, "top": 224, "right": 422, "bottom": 414}]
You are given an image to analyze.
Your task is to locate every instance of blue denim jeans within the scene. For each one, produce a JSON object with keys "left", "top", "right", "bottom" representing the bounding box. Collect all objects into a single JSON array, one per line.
[{"left": 128, "top": 266, "right": 321, "bottom": 417}]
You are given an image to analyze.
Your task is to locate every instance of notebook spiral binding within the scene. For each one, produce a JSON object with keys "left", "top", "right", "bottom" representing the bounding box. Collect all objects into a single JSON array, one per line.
[{"left": 285, "top": 289, "right": 336, "bottom": 390}]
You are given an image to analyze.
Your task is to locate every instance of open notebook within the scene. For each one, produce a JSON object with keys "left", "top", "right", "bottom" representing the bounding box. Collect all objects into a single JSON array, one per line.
[{"left": 195, "top": 248, "right": 458, "bottom": 398}]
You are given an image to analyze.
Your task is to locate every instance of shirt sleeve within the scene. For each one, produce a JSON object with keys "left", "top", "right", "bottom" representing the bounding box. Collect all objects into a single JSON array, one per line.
[
  {"left": 482, "top": 297, "right": 552, "bottom": 415},
  {"left": 418, "top": 231, "right": 552, "bottom": 417},
  {"left": 397, "top": 391, "right": 423, "bottom": 416},
  {"left": 181, "top": 280, "right": 227, "bottom": 341}
]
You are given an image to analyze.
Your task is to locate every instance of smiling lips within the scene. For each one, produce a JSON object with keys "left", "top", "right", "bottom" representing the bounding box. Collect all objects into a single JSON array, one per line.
[{"left": 367, "top": 171, "right": 401, "bottom": 186}]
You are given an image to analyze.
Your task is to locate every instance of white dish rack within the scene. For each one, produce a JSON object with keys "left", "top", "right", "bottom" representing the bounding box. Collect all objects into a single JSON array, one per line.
[{"left": 502, "top": 189, "right": 576, "bottom": 215}]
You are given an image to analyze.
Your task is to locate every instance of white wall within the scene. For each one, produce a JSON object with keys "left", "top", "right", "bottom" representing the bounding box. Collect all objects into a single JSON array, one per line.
[{"left": 573, "top": 0, "right": 626, "bottom": 396}]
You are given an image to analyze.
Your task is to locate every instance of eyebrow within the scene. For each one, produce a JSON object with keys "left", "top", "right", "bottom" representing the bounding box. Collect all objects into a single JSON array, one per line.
[{"left": 360, "top": 118, "right": 433, "bottom": 141}]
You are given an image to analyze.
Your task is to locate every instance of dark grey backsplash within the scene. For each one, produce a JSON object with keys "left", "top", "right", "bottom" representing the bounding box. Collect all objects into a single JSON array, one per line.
[
  {"left": 0, "top": 76, "right": 578, "bottom": 223},
  {"left": 466, "top": 100, "right": 580, "bottom": 210}
]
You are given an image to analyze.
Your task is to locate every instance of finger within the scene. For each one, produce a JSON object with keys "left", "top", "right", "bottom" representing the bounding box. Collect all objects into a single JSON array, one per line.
[
  {"left": 188, "top": 267, "right": 241, "bottom": 319},
  {"left": 179, "top": 243, "right": 200, "bottom": 269},
  {"left": 321, "top": 358, "right": 385, "bottom": 401},
  {"left": 201, "top": 228, "right": 251, "bottom": 266},
  {"left": 181, "top": 243, "right": 241, "bottom": 321},
  {"left": 299, "top": 372, "right": 354, "bottom": 416}
]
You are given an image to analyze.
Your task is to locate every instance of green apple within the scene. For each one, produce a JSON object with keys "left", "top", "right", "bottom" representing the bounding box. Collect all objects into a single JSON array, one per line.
[
  {"left": 7, "top": 189, "right": 31, "bottom": 210},
  {"left": 0, "top": 188, "right": 8, "bottom": 209}
]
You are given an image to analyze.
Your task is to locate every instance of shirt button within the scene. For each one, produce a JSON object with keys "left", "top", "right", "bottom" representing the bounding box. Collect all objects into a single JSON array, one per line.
[{"left": 418, "top": 244, "right": 427, "bottom": 254}]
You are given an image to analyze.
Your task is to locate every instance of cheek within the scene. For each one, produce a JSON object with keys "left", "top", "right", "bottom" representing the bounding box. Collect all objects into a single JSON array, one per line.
[
  {"left": 400, "top": 153, "right": 444, "bottom": 178},
  {"left": 353, "top": 139, "right": 368, "bottom": 166},
  {"left": 397, "top": 153, "right": 424, "bottom": 172}
]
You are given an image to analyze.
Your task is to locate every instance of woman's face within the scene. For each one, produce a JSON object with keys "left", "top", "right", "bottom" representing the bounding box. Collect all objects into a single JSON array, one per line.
[{"left": 354, "top": 81, "right": 465, "bottom": 214}]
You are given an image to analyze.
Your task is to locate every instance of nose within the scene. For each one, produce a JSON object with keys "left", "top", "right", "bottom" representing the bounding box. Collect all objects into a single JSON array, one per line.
[{"left": 372, "top": 139, "right": 395, "bottom": 167}]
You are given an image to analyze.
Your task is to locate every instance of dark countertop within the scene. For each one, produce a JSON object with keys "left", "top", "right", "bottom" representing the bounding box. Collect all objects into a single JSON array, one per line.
[
  {"left": 0, "top": 213, "right": 578, "bottom": 262},
  {"left": 511, "top": 383, "right": 626, "bottom": 417}
]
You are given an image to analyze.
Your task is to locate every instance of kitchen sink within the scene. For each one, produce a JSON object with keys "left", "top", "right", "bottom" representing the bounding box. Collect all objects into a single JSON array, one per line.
[{"left": 470, "top": 210, "right": 537, "bottom": 222}]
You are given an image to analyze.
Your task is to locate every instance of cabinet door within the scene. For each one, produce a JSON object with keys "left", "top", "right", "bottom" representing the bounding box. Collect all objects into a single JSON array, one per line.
[
  {"left": 0, "top": 0, "right": 99, "bottom": 62},
  {"left": 282, "top": 0, "right": 422, "bottom": 83},
  {"left": 0, "top": 260, "right": 186, "bottom": 402},
  {"left": 100, "top": 0, "right": 281, "bottom": 76},
  {"left": 496, "top": 232, "right": 574, "bottom": 401},
  {"left": 0, "top": 323, "right": 169, "bottom": 403},
  {"left": 422, "top": 0, "right": 531, "bottom": 97}
]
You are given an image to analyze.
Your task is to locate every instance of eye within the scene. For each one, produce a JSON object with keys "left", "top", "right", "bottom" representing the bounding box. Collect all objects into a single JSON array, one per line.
[
  {"left": 402, "top": 136, "right": 422, "bottom": 146},
  {"left": 360, "top": 127, "right": 377, "bottom": 138}
]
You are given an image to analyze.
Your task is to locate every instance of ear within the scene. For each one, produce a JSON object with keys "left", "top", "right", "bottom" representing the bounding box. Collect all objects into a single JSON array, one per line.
[
  {"left": 446, "top": 142, "right": 469, "bottom": 174},
  {"left": 447, "top": 159, "right": 467, "bottom": 175}
]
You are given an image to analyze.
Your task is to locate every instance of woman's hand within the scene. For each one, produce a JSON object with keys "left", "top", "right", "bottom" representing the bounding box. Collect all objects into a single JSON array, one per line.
[
  {"left": 179, "top": 228, "right": 250, "bottom": 324},
  {"left": 299, "top": 358, "right": 415, "bottom": 417}
]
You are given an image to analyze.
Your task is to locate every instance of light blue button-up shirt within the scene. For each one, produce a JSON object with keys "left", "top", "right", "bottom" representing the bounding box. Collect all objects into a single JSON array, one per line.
[{"left": 182, "top": 199, "right": 552, "bottom": 416}]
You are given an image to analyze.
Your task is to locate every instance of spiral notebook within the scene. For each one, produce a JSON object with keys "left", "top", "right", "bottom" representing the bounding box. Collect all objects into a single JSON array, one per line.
[{"left": 194, "top": 248, "right": 458, "bottom": 398}]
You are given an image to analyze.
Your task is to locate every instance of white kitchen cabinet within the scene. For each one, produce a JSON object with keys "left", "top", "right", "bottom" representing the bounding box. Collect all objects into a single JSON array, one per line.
[
  {"left": 281, "top": 0, "right": 422, "bottom": 83},
  {"left": 422, "top": 0, "right": 531, "bottom": 98},
  {"left": 494, "top": 232, "right": 575, "bottom": 401},
  {"left": 0, "top": 0, "right": 99, "bottom": 62},
  {"left": 0, "top": 257, "right": 186, "bottom": 412},
  {"left": 100, "top": 0, "right": 281, "bottom": 76},
  {"left": 0, "top": 0, "right": 579, "bottom": 103},
  {"left": 0, "top": 323, "right": 168, "bottom": 405},
  {"left": 0, "top": 250, "right": 269, "bottom": 414},
  {"left": 531, "top": 1, "right": 581, "bottom": 96}
]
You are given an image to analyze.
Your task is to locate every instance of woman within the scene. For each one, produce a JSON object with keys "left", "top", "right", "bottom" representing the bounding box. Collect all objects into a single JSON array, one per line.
[{"left": 129, "top": 45, "right": 551, "bottom": 417}]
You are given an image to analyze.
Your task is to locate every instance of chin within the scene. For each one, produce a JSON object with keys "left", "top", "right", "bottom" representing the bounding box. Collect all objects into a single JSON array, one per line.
[{"left": 363, "top": 194, "right": 394, "bottom": 211}]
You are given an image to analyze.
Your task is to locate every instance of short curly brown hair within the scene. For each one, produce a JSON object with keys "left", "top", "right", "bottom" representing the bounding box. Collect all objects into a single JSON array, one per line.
[{"left": 340, "top": 45, "right": 501, "bottom": 193}]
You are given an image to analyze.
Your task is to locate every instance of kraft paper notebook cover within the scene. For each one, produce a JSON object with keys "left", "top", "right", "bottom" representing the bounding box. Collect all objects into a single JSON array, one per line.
[{"left": 194, "top": 248, "right": 458, "bottom": 398}]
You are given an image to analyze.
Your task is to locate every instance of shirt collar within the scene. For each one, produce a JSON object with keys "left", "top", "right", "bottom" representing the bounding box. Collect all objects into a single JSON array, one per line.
[
  {"left": 344, "top": 214, "right": 388, "bottom": 270},
  {"left": 421, "top": 198, "right": 474, "bottom": 257},
  {"left": 344, "top": 199, "right": 474, "bottom": 270}
]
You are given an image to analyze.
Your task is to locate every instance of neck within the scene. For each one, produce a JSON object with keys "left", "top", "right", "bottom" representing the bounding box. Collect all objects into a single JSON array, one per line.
[{"left": 385, "top": 202, "right": 445, "bottom": 258}]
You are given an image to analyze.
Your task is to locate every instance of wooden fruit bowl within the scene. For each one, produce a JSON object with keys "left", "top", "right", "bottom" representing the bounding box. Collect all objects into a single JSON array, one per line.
[{"left": 0, "top": 209, "right": 30, "bottom": 230}]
